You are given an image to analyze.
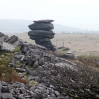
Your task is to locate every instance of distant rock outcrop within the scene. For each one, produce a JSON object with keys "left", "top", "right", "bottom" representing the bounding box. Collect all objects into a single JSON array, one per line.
[{"left": 28, "top": 20, "right": 57, "bottom": 51}]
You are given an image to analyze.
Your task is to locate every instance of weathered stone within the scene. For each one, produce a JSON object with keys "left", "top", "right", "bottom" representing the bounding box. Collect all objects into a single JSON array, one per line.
[
  {"left": 36, "top": 41, "right": 51, "bottom": 46},
  {"left": 54, "top": 91, "right": 60, "bottom": 96},
  {"left": 15, "top": 68, "right": 26, "bottom": 73},
  {"left": 28, "top": 19, "right": 57, "bottom": 51},
  {"left": 38, "top": 57, "right": 44, "bottom": 66},
  {"left": 1, "top": 85, "right": 11, "bottom": 93},
  {"left": 33, "top": 60, "right": 39, "bottom": 68},
  {"left": 21, "top": 46, "right": 28, "bottom": 53},
  {"left": 26, "top": 57, "right": 34, "bottom": 66},
  {"left": 29, "top": 23, "right": 54, "bottom": 30},
  {"left": 7, "top": 35, "right": 18, "bottom": 44},
  {"left": 25, "top": 66, "right": 36, "bottom": 76},
  {"left": 13, "top": 40, "right": 23, "bottom": 48},
  {"left": 34, "top": 44, "right": 47, "bottom": 50},
  {"left": 0, "top": 93, "right": 15, "bottom": 99},
  {"left": 58, "top": 46, "right": 70, "bottom": 51},
  {"left": 33, "top": 19, "right": 54, "bottom": 23},
  {"left": 39, "top": 38, "right": 50, "bottom": 42},
  {"left": 28, "top": 30, "right": 55, "bottom": 39},
  {"left": 59, "top": 51, "right": 76, "bottom": 59},
  {"left": 0, "top": 32, "right": 4, "bottom": 37},
  {"left": 0, "top": 39, "right": 3, "bottom": 50}
]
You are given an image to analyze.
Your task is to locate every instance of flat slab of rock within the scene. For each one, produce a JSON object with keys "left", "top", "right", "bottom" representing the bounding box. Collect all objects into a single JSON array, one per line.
[
  {"left": 34, "top": 44, "right": 47, "bottom": 50},
  {"left": 2, "top": 42, "right": 15, "bottom": 51},
  {"left": 29, "top": 23, "right": 54, "bottom": 30},
  {"left": 33, "top": 19, "right": 54, "bottom": 23},
  {"left": 37, "top": 38, "right": 50, "bottom": 42},
  {"left": 30, "top": 35, "right": 54, "bottom": 40},
  {"left": 28, "top": 30, "right": 55, "bottom": 35},
  {"left": 29, "top": 30, "right": 55, "bottom": 39},
  {"left": 0, "top": 93, "right": 14, "bottom": 99}
]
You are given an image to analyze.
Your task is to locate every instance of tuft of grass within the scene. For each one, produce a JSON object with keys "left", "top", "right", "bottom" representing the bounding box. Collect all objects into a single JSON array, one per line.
[
  {"left": 59, "top": 49, "right": 67, "bottom": 53},
  {"left": 29, "top": 80, "right": 38, "bottom": 85},
  {"left": 7, "top": 42, "right": 11, "bottom": 44},
  {"left": 13, "top": 46, "right": 20, "bottom": 52},
  {"left": 11, "top": 72, "right": 29, "bottom": 84}
]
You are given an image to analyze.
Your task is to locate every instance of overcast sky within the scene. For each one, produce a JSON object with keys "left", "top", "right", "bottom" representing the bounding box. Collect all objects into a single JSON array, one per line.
[{"left": 0, "top": 0, "right": 99, "bottom": 30}]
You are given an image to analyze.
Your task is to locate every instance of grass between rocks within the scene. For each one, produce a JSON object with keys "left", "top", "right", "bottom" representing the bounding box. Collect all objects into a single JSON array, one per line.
[
  {"left": 13, "top": 46, "right": 20, "bottom": 52},
  {"left": 0, "top": 51, "right": 28, "bottom": 84}
]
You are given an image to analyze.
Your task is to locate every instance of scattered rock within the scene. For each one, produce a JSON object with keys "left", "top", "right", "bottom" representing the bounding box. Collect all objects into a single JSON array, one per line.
[{"left": 58, "top": 46, "right": 70, "bottom": 51}]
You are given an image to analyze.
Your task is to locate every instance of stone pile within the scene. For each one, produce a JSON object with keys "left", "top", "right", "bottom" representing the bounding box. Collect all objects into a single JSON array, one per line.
[
  {"left": 0, "top": 81, "right": 64, "bottom": 99},
  {"left": 28, "top": 20, "right": 57, "bottom": 51},
  {"left": 0, "top": 32, "right": 76, "bottom": 99}
]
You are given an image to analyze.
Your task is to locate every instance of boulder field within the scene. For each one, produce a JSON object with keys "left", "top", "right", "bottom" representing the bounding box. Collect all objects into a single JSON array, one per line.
[
  {"left": 0, "top": 32, "right": 76, "bottom": 99},
  {"left": 0, "top": 30, "right": 98, "bottom": 99}
]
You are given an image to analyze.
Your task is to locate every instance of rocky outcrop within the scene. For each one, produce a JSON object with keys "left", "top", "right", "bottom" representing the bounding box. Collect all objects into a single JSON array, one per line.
[
  {"left": 0, "top": 32, "right": 76, "bottom": 99},
  {"left": 0, "top": 32, "right": 99, "bottom": 99},
  {"left": 0, "top": 32, "right": 15, "bottom": 51},
  {"left": 28, "top": 20, "right": 57, "bottom": 51}
]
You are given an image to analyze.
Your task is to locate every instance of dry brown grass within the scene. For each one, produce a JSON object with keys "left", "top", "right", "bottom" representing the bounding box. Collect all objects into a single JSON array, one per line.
[
  {"left": 0, "top": 51, "right": 28, "bottom": 84},
  {"left": 77, "top": 55, "right": 99, "bottom": 73},
  {"left": 0, "top": 69, "right": 28, "bottom": 84}
]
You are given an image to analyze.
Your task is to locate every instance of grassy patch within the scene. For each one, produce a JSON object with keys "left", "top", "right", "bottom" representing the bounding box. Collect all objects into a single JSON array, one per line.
[
  {"left": 13, "top": 46, "right": 20, "bottom": 52},
  {"left": 0, "top": 51, "right": 28, "bottom": 84},
  {"left": 29, "top": 80, "right": 38, "bottom": 85}
]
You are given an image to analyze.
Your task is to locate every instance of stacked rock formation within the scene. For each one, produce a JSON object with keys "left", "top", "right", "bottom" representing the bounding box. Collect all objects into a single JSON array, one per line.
[{"left": 28, "top": 20, "right": 57, "bottom": 51}]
